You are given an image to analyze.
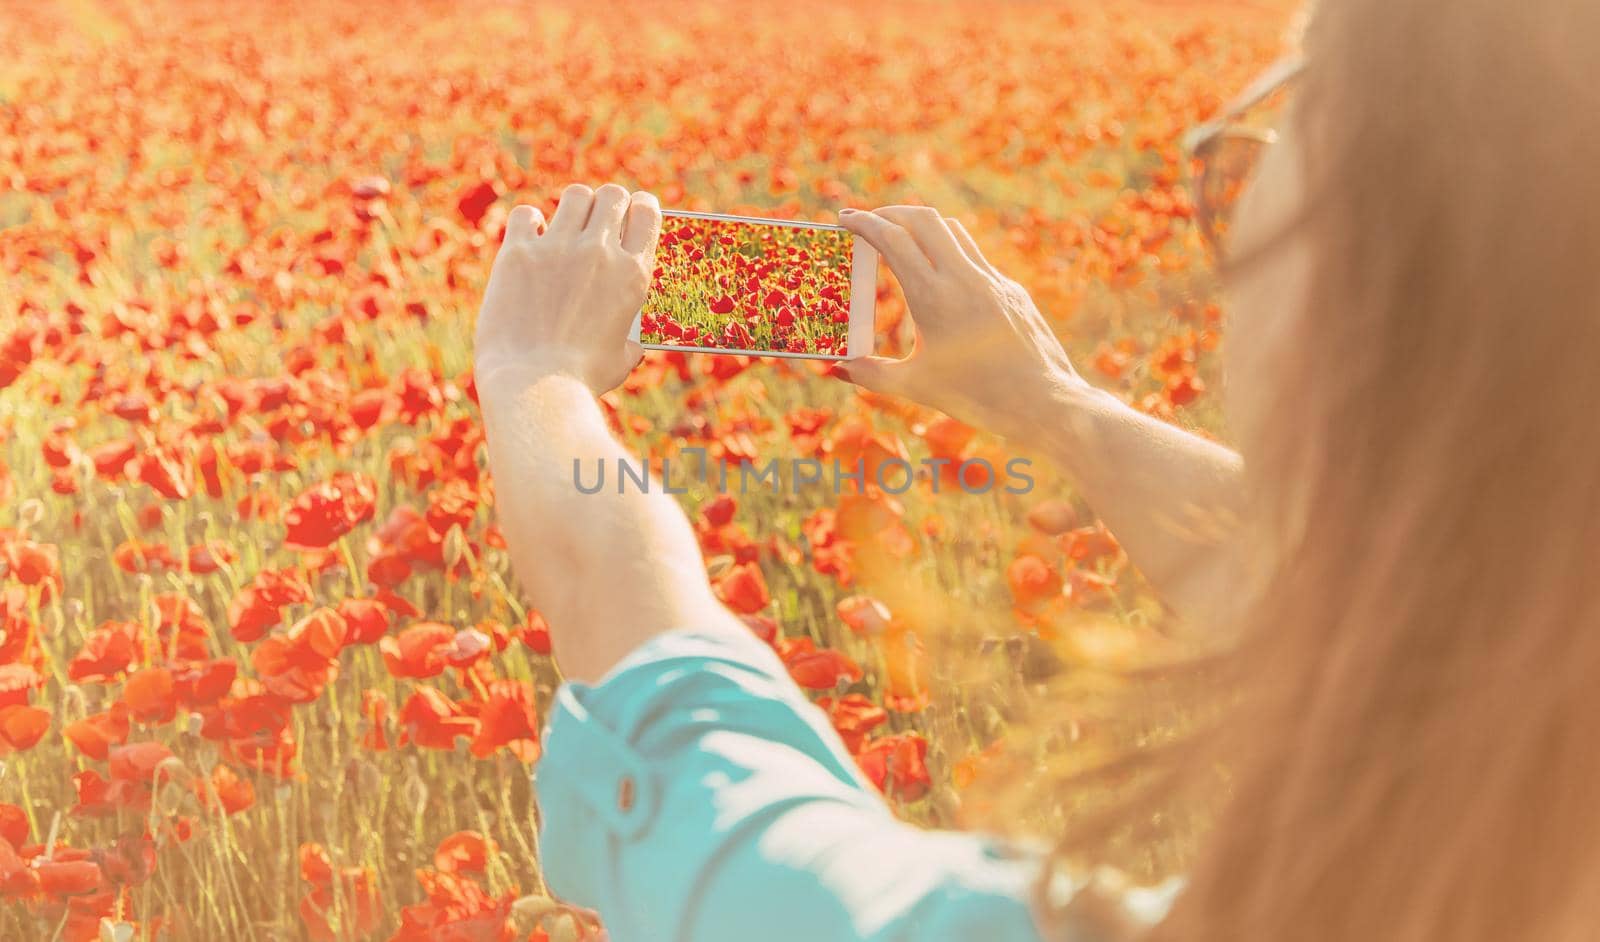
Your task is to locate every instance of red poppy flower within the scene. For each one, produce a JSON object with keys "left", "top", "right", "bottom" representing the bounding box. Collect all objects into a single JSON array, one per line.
[
  {"left": 109, "top": 741, "right": 176, "bottom": 783},
  {"left": 360, "top": 689, "right": 390, "bottom": 752},
  {"left": 740, "top": 612, "right": 779, "bottom": 646},
  {"left": 71, "top": 769, "right": 117, "bottom": 817},
  {"left": 1, "top": 536, "right": 62, "bottom": 601},
  {"left": 921, "top": 416, "right": 975, "bottom": 463},
  {"left": 856, "top": 732, "right": 931, "bottom": 801},
  {"left": 398, "top": 686, "right": 478, "bottom": 750},
  {"left": 455, "top": 179, "right": 501, "bottom": 227},
  {"left": 0, "top": 838, "right": 34, "bottom": 898},
  {"left": 777, "top": 637, "right": 863, "bottom": 691},
  {"left": 172, "top": 657, "right": 237, "bottom": 708},
  {"left": 1059, "top": 523, "right": 1121, "bottom": 564},
  {"left": 836, "top": 595, "right": 893, "bottom": 636},
  {"left": 300, "top": 843, "right": 334, "bottom": 887},
  {"left": 67, "top": 621, "right": 145, "bottom": 683},
  {"left": 112, "top": 538, "right": 177, "bottom": 574},
  {"left": 374, "top": 587, "right": 421, "bottom": 618},
  {"left": 203, "top": 690, "right": 292, "bottom": 743},
  {"left": 0, "top": 803, "right": 27, "bottom": 849},
  {"left": 41, "top": 425, "right": 79, "bottom": 468},
  {"left": 283, "top": 472, "right": 378, "bottom": 551},
  {"left": 133, "top": 448, "right": 191, "bottom": 500},
  {"left": 1005, "top": 554, "right": 1062, "bottom": 608},
  {"left": 290, "top": 607, "right": 350, "bottom": 660},
  {"left": 186, "top": 540, "right": 237, "bottom": 574},
  {"left": 713, "top": 561, "right": 770, "bottom": 614},
  {"left": 87, "top": 438, "right": 137, "bottom": 480},
  {"left": 699, "top": 493, "right": 737, "bottom": 527},
  {"left": 380, "top": 622, "right": 455, "bottom": 679},
  {"left": 98, "top": 832, "right": 157, "bottom": 886},
  {"left": 252, "top": 628, "right": 341, "bottom": 704},
  {"left": 123, "top": 667, "right": 177, "bottom": 724},
  {"left": 203, "top": 764, "right": 256, "bottom": 815},
  {"left": 433, "top": 831, "right": 497, "bottom": 875},
  {"left": 227, "top": 585, "right": 280, "bottom": 643},
  {"left": 0, "top": 664, "right": 43, "bottom": 709},
  {"left": 348, "top": 386, "right": 390, "bottom": 430},
  {"left": 801, "top": 507, "right": 855, "bottom": 586},
  {"left": 336, "top": 597, "right": 391, "bottom": 645},
  {"left": 468, "top": 680, "right": 540, "bottom": 762},
  {"left": 517, "top": 610, "right": 553, "bottom": 655},
  {"left": 227, "top": 569, "right": 312, "bottom": 642},
  {"left": 154, "top": 592, "right": 212, "bottom": 661},
  {"left": 816, "top": 694, "right": 888, "bottom": 753},
  {"left": 394, "top": 869, "right": 516, "bottom": 942},
  {"left": 34, "top": 859, "right": 103, "bottom": 896},
  {"left": 300, "top": 864, "right": 382, "bottom": 942},
  {"left": 425, "top": 479, "right": 478, "bottom": 533},
  {"left": 0, "top": 587, "right": 32, "bottom": 663},
  {"left": 63, "top": 703, "right": 131, "bottom": 760},
  {"left": 366, "top": 504, "right": 445, "bottom": 586},
  {"left": 195, "top": 440, "right": 226, "bottom": 498},
  {"left": 0, "top": 704, "right": 49, "bottom": 755}
]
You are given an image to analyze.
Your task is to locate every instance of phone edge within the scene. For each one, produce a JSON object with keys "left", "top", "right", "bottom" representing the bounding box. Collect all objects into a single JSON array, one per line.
[
  {"left": 846, "top": 237, "right": 878, "bottom": 360},
  {"left": 661, "top": 208, "right": 847, "bottom": 232}
]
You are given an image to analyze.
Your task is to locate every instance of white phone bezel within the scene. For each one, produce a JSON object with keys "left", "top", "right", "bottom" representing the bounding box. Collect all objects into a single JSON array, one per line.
[{"left": 628, "top": 209, "right": 877, "bottom": 362}]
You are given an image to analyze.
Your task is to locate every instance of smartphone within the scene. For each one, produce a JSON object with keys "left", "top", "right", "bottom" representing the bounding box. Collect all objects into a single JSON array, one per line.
[{"left": 629, "top": 210, "right": 877, "bottom": 360}]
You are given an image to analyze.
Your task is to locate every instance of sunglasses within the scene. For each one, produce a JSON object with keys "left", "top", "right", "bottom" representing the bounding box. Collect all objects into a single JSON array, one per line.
[{"left": 1183, "top": 55, "right": 1304, "bottom": 257}]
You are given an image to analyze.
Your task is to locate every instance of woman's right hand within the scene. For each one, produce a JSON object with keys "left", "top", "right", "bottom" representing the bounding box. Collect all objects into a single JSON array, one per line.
[{"left": 835, "top": 206, "right": 1087, "bottom": 433}]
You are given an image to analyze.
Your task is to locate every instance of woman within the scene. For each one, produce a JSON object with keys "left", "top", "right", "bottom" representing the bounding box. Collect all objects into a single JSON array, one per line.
[{"left": 474, "top": 0, "right": 1600, "bottom": 938}]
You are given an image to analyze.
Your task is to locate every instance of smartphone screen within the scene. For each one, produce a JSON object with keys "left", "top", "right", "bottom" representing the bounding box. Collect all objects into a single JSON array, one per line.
[{"left": 638, "top": 211, "right": 859, "bottom": 359}]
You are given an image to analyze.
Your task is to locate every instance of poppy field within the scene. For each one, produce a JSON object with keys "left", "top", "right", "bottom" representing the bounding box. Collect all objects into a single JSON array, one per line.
[
  {"left": 638, "top": 215, "right": 853, "bottom": 356},
  {"left": 0, "top": 0, "right": 1290, "bottom": 939}
]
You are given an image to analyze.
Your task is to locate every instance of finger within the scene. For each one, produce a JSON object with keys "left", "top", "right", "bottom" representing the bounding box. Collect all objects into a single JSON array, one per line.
[
  {"left": 504, "top": 205, "right": 545, "bottom": 244},
  {"left": 547, "top": 183, "right": 594, "bottom": 235},
  {"left": 838, "top": 208, "right": 931, "bottom": 279},
  {"left": 834, "top": 325, "right": 922, "bottom": 392},
  {"left": 832, "top": 354, "right": 915, "bottom": 399},
  {"left": 599, "top": 339, "right": 646, "bottom": 394},
  {"left": 874, "top": 205, "right": 970, "bottom": 270},
  {"left": 586, "top": 183, "right": 631, "bottom": 240},
  {"left": 620, "top": 190, "right": 663, "bottom": 256},
  {"left": 944, "top": 217, "right": 998, "bottom": 275}
]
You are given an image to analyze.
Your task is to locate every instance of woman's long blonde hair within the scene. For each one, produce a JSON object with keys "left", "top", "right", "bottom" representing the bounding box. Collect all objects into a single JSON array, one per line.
[{"left": 1052, "top": 0, "right": 1600, "bottom": 938}]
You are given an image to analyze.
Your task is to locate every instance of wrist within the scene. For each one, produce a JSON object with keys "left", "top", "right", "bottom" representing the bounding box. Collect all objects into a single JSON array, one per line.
[
  {"left": 977, "top": 364, "right": 1102, "bottom": 440},
  {"left": 474, "top": 353, "right": 594, "bottom": 403}
]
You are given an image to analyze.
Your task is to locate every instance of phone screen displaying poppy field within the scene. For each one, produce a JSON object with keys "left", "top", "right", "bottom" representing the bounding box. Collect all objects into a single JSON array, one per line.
[{"left": 639, "top": 214, "right": 854, "bottom": 357}]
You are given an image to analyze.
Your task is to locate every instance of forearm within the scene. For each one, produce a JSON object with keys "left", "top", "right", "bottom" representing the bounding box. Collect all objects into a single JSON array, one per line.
[
  {"left": 829, "top": 207, "right": 1246, "bottom": 626},
  {"left": 985, "top": 374, "right": 1244, "bottom": 628},
  {"left": 479, "top": 365, "right": 732, "bottom": 682}
]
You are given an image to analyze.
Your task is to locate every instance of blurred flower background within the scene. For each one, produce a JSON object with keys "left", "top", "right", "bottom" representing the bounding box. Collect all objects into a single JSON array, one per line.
[{"left": 0, "top": 0, "right": 1289, "bottom": 938}]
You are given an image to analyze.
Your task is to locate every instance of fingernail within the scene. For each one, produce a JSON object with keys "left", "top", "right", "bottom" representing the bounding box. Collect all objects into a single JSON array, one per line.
[
  {"left": 839, "top": 208, "right": 857, "bottom": 216},
  {"left": 827, "top": 364, "right": 850, "bottom": 381}
]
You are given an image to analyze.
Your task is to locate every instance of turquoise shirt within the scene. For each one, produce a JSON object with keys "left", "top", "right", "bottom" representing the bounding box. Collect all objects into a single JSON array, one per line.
[{"left": 535, "top": 627, "right": 1174, "bottom": 941}]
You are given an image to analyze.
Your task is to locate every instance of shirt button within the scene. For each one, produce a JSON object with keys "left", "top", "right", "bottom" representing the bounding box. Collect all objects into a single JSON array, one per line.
[{"left": 617, "top": 775, "right": 636, "bottom": 813}]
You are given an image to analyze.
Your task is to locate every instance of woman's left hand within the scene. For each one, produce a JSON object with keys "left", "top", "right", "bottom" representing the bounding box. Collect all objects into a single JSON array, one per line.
[
  {"left": 474, "top": 183, "right": 662, "bottom": 396},
  {"left": 835, "top": 206, "right": 1084, "bottom": 436}
]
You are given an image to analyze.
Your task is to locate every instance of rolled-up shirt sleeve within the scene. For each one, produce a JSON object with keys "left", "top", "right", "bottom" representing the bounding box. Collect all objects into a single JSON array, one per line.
[{"left": 534, "top": 626, "right": 1048, "bottom": 942}]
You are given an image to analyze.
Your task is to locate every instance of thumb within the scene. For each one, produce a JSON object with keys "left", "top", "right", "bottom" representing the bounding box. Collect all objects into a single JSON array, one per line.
[{"left": 833, "top": 355, "right": 914, "bottom": 398}]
